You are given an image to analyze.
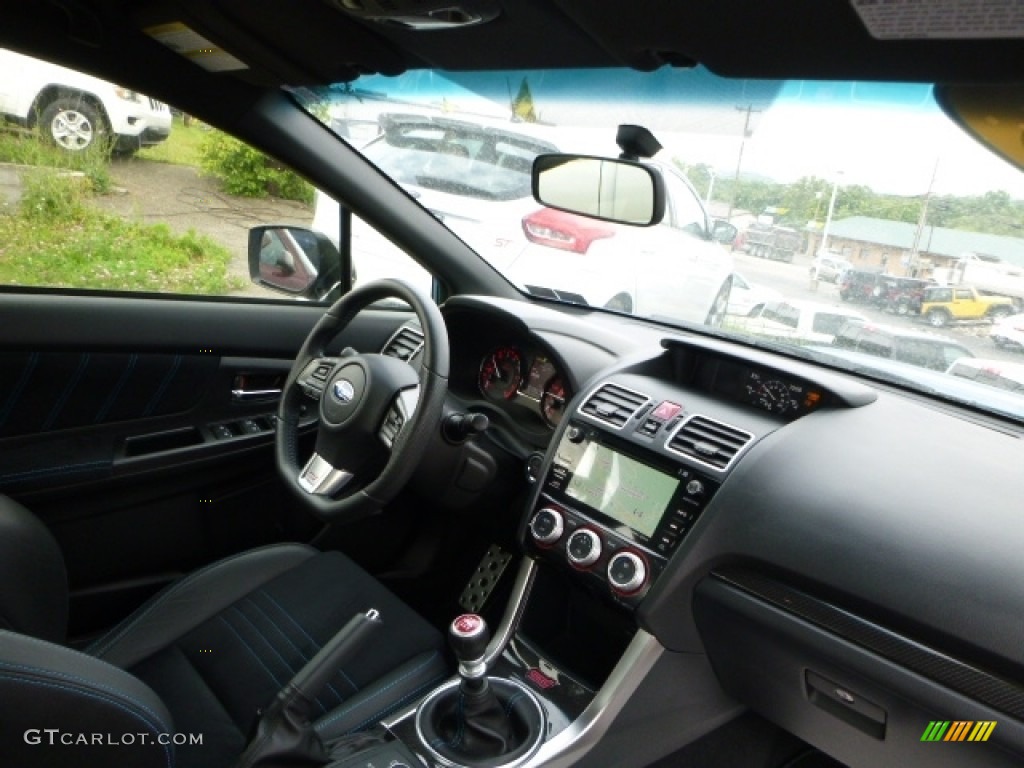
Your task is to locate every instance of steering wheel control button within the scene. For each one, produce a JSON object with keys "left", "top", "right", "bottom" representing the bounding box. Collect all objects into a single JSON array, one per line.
[
  {"left": 322, "top": 365, "right": 366, "bottom": 425},
  {"left": 529, "top": 507, "right": 564, "bottom": 546},
  {"left": 566, "top": 528, "right": 602, "bottom": 568},
  {"left": 607, "top": 551, "right": 647, "bottom": 594}
]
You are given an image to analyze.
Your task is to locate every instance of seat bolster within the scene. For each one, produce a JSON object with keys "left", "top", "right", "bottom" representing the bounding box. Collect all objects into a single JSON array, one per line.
[
  {"left": 0, "top": 630, "right": 173, "bottom": 767},
  {"left": 0, "top": 494, "right": 68, "bottom": 643},
  {"left": 90, "top": 543, "right": 317, "bottom": 669}
]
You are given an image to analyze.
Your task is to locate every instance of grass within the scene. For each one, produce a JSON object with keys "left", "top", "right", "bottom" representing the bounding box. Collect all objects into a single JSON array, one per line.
[
  {"left": 0, "top": 171, "right": 243, "bottom": 294},
  {"left": 137, "top": 115, "right": 208, "bottom": 166},
  {"left": 0, "top": 126, "right": 111, "bottom": 192}
]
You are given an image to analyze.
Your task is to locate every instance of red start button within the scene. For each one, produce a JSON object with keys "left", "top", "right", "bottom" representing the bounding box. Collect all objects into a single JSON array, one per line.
[
  {"left": 453, "top": 614, "right": 483, "bottom": 635},
  {"left": 652, "top": 401, "right": 682, "bottom": 420}
]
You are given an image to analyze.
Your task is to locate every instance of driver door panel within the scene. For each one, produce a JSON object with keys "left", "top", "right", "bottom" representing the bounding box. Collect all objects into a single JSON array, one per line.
[{"left": 0, "top": 293, "right": 413, "bottom": 640}]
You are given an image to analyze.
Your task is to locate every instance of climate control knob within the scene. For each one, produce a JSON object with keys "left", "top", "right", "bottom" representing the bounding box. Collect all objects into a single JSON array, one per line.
[
  {"left": 529, "top": 507, "right": 564, "bottom": 546},
  {"left": 566, "top": 528, "right": 602, "bottom": 568},
  {"left": 607, "top": 551, "right": 647, "bottom": 594}
]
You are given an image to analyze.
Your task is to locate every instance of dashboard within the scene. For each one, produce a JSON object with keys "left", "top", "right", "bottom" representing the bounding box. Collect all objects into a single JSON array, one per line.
[{"left": 427, "top": 296, "right": 1024, "bottom": 768}]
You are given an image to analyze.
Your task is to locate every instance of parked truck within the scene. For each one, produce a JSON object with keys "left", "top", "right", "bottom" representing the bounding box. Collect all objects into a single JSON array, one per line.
[{"left": 742, "top": 223, "right": 802, "bottom": 263}]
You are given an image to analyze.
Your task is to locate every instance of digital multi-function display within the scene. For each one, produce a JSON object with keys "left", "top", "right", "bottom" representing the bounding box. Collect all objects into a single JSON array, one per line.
[
  {"left": 544, "top": 423, "right": 718, "bottom": 558},
  {"left": 561, "top": 440, "right": 678, "bottom": 537}
]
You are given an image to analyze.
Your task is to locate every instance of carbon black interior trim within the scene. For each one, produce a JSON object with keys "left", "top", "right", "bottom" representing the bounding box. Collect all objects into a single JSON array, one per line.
[{"left": 712, "top": 568, "right": 1024, "bottom": 720}]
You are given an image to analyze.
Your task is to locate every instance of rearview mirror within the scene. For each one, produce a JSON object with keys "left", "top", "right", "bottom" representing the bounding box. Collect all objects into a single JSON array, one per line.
[
  {"left": 248, "top": 226, "right": 338, "bottom": 298},
  {"left": 532, "top": 154, "right": 665, "bottom": 226}
]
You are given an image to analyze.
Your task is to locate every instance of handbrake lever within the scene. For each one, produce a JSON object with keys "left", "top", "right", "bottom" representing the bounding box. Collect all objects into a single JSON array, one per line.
[{"left": 234, "top": 608, "right": 383, "bottom": 768}]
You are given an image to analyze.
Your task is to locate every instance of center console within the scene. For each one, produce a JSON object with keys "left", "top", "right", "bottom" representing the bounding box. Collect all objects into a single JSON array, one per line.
[
  {"left": 524, "top": 417, "right": 721, "bottom": 607},
  {"left": 318, "top": 374, "right": 756, "bottom": 768}
]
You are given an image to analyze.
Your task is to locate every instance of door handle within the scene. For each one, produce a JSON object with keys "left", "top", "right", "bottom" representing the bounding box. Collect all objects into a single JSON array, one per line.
[{"left": 231, "top": 388, "right": 282, "bottom": 402}]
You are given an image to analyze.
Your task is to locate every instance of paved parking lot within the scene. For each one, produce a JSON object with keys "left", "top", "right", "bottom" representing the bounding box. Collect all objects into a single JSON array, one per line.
[{"left": 730, "top": 250, "right": 1022, "bottom": 364}]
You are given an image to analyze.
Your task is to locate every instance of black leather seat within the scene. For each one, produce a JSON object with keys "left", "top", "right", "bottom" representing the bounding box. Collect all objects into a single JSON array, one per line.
[{"left": 0, "top": 495, "right": 448, "bottom": 768}]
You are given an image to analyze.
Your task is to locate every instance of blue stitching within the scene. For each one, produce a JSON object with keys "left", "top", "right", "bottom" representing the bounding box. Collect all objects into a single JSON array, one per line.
[
  {"left": 229, "top": 606, "right": 329, "bottom": 714},
  {"left": 0, "top": 460, "right": 109, "bottom": 484},
  {"left": 349, "top": 675, "right": 446, "bottom": 733},
  {"left": 0, "top": 659, "right": 171, "bottom": 734},
  {"left": 449, "top": 690, "right": 465, "bottom": 747},
  {"left": 0, "top": 352, "right": 39, "bottom": 428},
  {"left": 95, "top": 353, "right": 137, "bottom": 423},
  {"left": 0, "top": 674, "right": 172, "bottom": 768},
  {"left": 244, "top": 597, "right": 345, "bottom": 705},
  {"left": 315, "top": 652, "right": 442, "bottom": 730},
  {"left": 143, "top": 355, "right": 181, "bottom": 417},
  {"left": 217, "top": 615, "right": 286, "bottom": 689},
  {"left": 88, "top": 543, "right": 313, "bottom": 658},
  {"left": 503, "top": 691, "right": 525, "bottom": 717},
  {"left": 258, "top": 591, "right": 358, "bottom": 693},
  {"left": 42, "top": 353, "right": 90, "bottom": 430}
]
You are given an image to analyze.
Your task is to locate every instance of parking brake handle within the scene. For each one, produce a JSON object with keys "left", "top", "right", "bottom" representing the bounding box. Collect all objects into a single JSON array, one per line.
[{"left": 233, "top": 608, "right": 383, "bottom": 768}]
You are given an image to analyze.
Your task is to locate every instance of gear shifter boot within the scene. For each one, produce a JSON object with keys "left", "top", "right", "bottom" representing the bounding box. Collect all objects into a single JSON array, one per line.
[{"left": 416, "top": 677, "right": 545, "bottom": 768}]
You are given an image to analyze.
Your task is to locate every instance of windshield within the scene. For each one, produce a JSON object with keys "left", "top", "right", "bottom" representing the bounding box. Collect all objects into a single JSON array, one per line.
[{"left": 296, "top": 67, "right": 1024, "bottom": 420}]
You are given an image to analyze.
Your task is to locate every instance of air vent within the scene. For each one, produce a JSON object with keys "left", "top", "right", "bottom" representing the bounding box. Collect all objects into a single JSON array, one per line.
[
  {"left": 382, "top": 326, "right": 424, "bottom": 361},
  {"left": 580, "top": 383, "right": 648, "bottom": 428},
  {"left": 667, "top": 416, "right": 753, "bottom": 471}
]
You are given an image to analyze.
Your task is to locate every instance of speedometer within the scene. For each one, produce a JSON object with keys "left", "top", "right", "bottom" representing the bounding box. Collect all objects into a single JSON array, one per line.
[{"left": 479, "top": 347, "right": 523, "bottom": 401}]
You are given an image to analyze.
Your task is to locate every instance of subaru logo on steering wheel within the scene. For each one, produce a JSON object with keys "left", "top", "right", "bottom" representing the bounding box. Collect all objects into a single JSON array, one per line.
[{"left": 333, "top": 379, "right": 356, "bottom": 403}]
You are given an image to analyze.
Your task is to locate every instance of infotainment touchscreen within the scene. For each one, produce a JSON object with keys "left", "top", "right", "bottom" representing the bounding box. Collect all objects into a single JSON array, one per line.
[{"left": 560, "top": 439, "right": 679, "bottom": 538}]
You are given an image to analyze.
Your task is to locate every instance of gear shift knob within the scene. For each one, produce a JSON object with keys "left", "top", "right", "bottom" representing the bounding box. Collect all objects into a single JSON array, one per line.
[{"left": 450, "top": 613, "right": 490, "bottom": 680}]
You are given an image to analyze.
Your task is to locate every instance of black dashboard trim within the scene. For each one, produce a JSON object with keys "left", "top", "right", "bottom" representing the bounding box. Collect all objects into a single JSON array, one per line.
[{"left": 712, "top": 568, "right": 1024, "bottom": 720}]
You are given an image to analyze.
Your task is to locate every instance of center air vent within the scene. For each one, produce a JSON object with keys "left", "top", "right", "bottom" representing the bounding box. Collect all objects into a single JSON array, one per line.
[
  {"left": 580, "top": 383, "right": 649, "bottom": 428},
  {"left": 382, "top": 326, "right": 424, "bottom": 361},
  {"left": 667, "top": 416, "right": 753, "bottom": 471}
]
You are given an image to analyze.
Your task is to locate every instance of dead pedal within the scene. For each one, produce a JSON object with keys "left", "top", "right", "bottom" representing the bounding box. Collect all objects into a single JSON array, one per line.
[{"left": 458, "top": 544, "right": 514, "bottom": 612}]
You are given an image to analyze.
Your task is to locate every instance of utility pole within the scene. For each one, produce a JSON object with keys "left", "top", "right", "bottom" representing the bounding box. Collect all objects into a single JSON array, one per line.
[
  {"left": 705, "top": 168, "right": 716, "bottom": 208},
  {"left": 819, "top": 171, "right": 843, "bottom": 257},
  {"left": 726, "top": 104, "right": 761, "bottom": 222},
  {"left": 908, "top": 157, "right": 940, "bottom": 277}
]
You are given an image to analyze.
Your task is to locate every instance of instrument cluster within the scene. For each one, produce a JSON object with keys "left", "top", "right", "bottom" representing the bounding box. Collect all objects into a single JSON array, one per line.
[{"left": 478, "top": 346, "right": 571, "bottom": 428}]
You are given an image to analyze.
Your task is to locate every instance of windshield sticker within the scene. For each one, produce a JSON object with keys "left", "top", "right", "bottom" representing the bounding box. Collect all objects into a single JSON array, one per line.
[{"left": 853, "top": 0, "right": 1024, "bottom": 40}]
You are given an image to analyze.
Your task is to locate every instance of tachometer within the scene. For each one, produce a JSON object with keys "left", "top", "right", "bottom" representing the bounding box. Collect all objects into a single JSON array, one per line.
[
  {"left": 541, "top": 376, "right": 569, "bottom": 427},
  {"left": 479, "top": 347, "right": 523, "bottom": 401}
]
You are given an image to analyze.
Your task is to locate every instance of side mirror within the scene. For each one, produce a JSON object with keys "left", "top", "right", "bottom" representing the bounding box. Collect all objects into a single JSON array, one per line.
[
  {"left": 710, "top": 219, "right": 738, "bottom": 244},
  {"left": 248, "top": 226, "right": 339, "bottom": 298},
  {"left": 532, "top": 154, "right": 666, "bottom": 226}
]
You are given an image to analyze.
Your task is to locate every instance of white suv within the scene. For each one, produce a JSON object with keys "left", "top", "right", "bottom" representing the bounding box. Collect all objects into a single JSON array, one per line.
[
  {"left": 810, "top": 253, "right": 853, "bottom": 283},
  {"left": 0, "top": 48, "right": 172, "bottom": 154}
]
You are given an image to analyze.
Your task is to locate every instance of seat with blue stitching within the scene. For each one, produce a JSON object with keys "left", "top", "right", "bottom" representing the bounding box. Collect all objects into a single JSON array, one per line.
[{"left": 0, "top": 494, "right": 448, "bottom": 768}]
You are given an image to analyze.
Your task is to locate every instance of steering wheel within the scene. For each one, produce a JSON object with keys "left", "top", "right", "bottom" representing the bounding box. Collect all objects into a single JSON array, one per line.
[{"left": 275, "top": 279, "right": 449, "bottom": 522}]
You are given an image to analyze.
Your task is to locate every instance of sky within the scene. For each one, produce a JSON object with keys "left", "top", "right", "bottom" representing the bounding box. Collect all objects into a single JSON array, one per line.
[{"left": 342, "top": 67, "right": 1024, "bottom": 200}]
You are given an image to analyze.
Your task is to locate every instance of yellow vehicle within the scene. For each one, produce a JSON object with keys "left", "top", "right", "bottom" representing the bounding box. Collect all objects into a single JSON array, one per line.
[{"left": 919, "top": 285, "right": 1015, "bottom": 327}]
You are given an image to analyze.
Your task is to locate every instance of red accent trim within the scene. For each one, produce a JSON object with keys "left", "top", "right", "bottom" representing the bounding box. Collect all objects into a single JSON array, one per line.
[{"left": 453, "top": 614, "right": 483, "bottom": 635}]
